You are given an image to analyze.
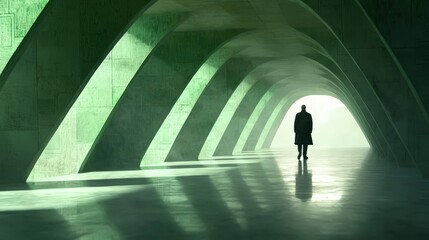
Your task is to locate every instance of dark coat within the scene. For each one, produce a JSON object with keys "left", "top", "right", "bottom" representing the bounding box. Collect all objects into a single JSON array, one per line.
[{"left": 294, "top": 111, "right": 313, "bottom": 145}]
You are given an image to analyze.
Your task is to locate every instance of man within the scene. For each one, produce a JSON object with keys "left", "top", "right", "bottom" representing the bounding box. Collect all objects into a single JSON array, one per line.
[{"left": 294, "top": 105, "right": 313, "bottom": 160}]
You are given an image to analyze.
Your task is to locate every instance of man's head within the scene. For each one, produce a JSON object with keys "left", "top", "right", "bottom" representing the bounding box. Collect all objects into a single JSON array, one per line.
[{"left": 301, "top": 105, "right": 306, "bottom": 111}]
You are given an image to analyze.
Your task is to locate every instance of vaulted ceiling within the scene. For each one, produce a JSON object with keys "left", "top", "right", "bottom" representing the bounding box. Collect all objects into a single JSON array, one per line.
[{"left": 0, "top": 0, "right": 428, "bottom": 184}]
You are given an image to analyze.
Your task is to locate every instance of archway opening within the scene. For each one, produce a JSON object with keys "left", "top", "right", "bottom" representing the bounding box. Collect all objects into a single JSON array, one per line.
[{"left": 271, "top": 95, "right": 369, "bottom": 149}]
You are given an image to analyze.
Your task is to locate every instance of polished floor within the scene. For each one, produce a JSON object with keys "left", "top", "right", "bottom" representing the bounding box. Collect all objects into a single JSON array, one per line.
[{"left": 1, "top": 148, "right": 429, "bottom": 239}]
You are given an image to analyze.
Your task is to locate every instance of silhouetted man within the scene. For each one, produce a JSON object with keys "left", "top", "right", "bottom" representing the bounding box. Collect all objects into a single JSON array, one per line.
[{"left": 294, "top": 105, "right": 313, "bottom": 160}]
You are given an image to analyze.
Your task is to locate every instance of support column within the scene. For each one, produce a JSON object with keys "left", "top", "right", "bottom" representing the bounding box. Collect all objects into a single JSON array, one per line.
[
  {"left": 243, "top": 85, "right": 290, "bottom": 151},
  {"left": 0, "top": 0, "right": 152, "bottom": 183},
  {"left": 165, "top": 57, "right": 270, "bottom": 162},
  {"left": 80, "top": 30, "right": 242, "bottom": 171}
]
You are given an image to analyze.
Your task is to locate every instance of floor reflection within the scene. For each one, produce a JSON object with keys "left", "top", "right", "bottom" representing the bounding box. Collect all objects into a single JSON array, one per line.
[
  {"left": 1, "top": 148, "right": 429, "bottom": 239},
  {"left": 295, "top": 160, "right": 312, "bottom": 201}
]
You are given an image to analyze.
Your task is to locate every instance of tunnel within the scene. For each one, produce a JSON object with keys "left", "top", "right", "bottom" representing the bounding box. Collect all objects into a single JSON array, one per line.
[{"left": 1, "top": 0, "right": 429, "bottom": 239}]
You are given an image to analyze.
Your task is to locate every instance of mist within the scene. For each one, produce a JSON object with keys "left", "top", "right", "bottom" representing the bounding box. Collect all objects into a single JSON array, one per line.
[{"left": 271, "top": 95, "right": 370, "bottom": 149}]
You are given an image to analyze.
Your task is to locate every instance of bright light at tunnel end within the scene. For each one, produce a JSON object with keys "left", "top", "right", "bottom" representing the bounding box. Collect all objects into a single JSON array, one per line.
[{"left": 272, "top": 95, "right": 370, "bottom": 149}]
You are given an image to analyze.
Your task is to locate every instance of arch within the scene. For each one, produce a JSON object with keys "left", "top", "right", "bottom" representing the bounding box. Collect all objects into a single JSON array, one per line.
[
  {"left": 237, "top": 84, "right": 383, "bottom": 157},
  {"left": 80, "top": 29, "right": 243, "bottom": 172},
  {"left": 0, "top": 0, "right": 428, "bottom": 184},
  {"left": 0, "top": 0, "right": 155, "bottom": 183},
  {"left": 165, "top": 57, "right": 271, "bottom": 162},
  {"left": 141, "top": 29, "right": 332, "bottom": 164},
  {"left": 28, "top": 12, "right": 187, "bottom": 181},
  {"left": 280, "top": 0, "right": 428, "bottom": 173}
]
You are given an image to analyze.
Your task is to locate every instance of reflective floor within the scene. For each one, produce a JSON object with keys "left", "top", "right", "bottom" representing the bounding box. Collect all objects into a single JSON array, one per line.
[{"left": 1, "top": 148, "right": 429, "bottom": 239}]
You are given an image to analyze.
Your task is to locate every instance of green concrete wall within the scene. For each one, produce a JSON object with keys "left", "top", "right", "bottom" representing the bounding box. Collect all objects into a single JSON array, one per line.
[
  {"left": 0, "top": 0, "right": 153, "bottom": 183},
  {"left": 28, "top": 13, "right": 184, "bottom": 181},
  {"left": 141, "top": 47, "right": 236, "bottom": 166},
  {"left": 80, "top": 30, "right": 243, "bottom": 172},
  {"left": 0, "top": 0, "right": 49, "bottom": 74},
  {"left": 0, "top": 0, "right": 428, "bottom": 184},
  {"left": 166, "top": 57, "right": 270, "bottom": 162}
]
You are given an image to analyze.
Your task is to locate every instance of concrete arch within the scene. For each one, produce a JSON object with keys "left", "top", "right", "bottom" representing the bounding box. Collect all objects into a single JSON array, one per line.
[
  {"left": 238, "top": 78, "right": 388, "bottom": 161},
  {"left": 233, "top": 1, "right": 411, "bottom": 168},
  {"left": 162, "top": 34, "right": 331, "bottom": 162},
  {"left": 1, "top": 0, "right": 428, "bottom": 184},
  {"left": 0, "top": 0, "right": 154, "bottom": 183},
  {"left": 254, "top": 91, "right": 345, "bottom": 150},
  {"left": 205, "top": 23, "right": 404, "bottom": 159},
  {"left": 280, "top": 0, "right": 429, "bottom": 175},
  {"left": 211, "top": 56, "right": 336, "bottom": 156},
  {"left": 165, "top": 57, "right": 272, "bottom": 162},
  {"left": 233, "top": 80, "right": 337, "bottom": 155},
  {"left": 80, "top": 30, "right": 243, "bottom": 172},
  {"left": 299, "top": 56, "right": 398, "bottom": 161},
  {"left": 140, "top": 29, "right": 330, "bottom": 165},
  {"left": 243, "top": 84, "right": 305, "bottom": 152},
  {"left": 202, "top": 55, "right": 338, "bottom": 158},
  {"left": 228, "top": 74, "right": 388, "bottom": 160},
  {"left": 244, "top": 87, "right": 372, "bottom": 153},
  {"left": 28, "top": 12, "right": 188, "bottom": 181},
  {"left": 211, "top": 57, "right": 384, "bottom": 158},
  {"left": 244, "top": 74, "right": 391, "bottom": 161}
]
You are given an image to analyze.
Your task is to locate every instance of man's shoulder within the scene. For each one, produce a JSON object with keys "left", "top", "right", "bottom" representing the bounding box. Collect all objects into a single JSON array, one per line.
[{"left": 297, "top": 111, "right": 311, "bottom": 116}]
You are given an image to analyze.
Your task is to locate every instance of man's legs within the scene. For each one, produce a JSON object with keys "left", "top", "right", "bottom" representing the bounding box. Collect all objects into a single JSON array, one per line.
[
  {"left": 297, "top": 144, "right": 302, "bottom": 159},
  {"left": 303, "top": 144, "right": 308, "bottom": 159}
]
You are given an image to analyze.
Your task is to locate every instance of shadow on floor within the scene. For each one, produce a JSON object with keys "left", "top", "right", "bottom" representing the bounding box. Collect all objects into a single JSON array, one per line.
[{"left": 0, "top": 209, "right": 78, "bottom": 240}]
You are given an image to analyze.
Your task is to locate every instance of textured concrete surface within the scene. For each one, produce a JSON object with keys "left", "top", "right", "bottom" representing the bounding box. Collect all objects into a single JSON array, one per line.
[
  {"left": 0, "top": 0, "right": 153, "bottom": 183},
  {"left": 0, "top": 0, "right": 427, "bottom": 184},
  {"left": 81, "top": 30, "right": 242, "bottom": 172},
  {"left": 2, "top": 148, "right": 429, "bottom": 239},
  {"left": 166, "top": 58, "right": 270, "bottom": 162}
]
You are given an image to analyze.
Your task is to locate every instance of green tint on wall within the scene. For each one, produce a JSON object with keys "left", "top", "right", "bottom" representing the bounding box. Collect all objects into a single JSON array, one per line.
[
  {"left": 141, "top": 48, "right": 236, "bottom": 166},
  {"left": 0, "top": 0, "right": 49, "bottom": 74},
  {"left": 199, "top": 75, "right": 259, "bottom": 159},
  {"left": 28, "top": 14, "right": 184, "bottom": 181},
  {"left": 255, "top": 97, "right": 288, "bottom": 150},
  {"left": 233, "top": 90, "right": 273, "bottom": 154}
]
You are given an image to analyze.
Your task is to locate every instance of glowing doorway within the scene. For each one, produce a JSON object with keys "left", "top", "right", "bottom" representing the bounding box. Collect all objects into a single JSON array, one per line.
[{"left": 271, "top": 95, "right": 369, "bottom": 149}]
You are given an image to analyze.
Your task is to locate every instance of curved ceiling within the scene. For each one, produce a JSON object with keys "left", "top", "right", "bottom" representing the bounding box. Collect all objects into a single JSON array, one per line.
[{"left": 0, "top": 0, "right": 427, "bottom": 183}]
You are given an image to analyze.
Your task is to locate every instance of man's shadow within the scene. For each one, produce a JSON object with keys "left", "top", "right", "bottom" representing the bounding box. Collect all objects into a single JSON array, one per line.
[{"left": 295, "top": 160, "right": 312, "bottom": 202}]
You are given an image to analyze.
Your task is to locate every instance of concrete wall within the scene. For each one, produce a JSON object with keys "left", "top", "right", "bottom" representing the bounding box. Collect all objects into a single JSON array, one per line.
[
  {"left": 1, "top": 0, "right": 428, "bottom": 184},
  {"left": 0, "top": 0, "right": 153, "bottom": 183}
]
